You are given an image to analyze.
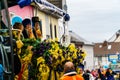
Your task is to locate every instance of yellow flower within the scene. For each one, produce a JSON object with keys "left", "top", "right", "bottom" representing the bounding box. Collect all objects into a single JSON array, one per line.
[
  {"left": 81, "top": 49, "right": 87, "bottom": 58},
  {"left": 37, "top": 57, "right": 45, "bottom": 65},
  {"left": 55, "top": 38, "right": 58, "bottom": 42},
  {"left": 12, "top": 30, "right": 18, "bottom": 39},
  {"left": 73, "top": 52, "right": 77, "bottom": 59},
  {"left": 38, "top": 64, "right": 50, "bottom": 80},
  {"left": 16, "top": 40, "right": 24, "bottom": 49}
]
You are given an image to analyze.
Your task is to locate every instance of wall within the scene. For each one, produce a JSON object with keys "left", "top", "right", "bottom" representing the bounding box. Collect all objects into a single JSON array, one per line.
[
  {"left": 9, "top": 5, "right": 33, "bottom": 19},
  {"left": 83, "top": 45, "right": 94, "bottom": 70},
  {"left": 35, "top": 9, "right": 58, "bottom": 40},
  {"left": 58, "top": 18, "right": 64, "bottom": 41},
  {"left": 1, "top": 5, "right": 33, "bottom": 27},
  {"left": 8, "top": 5, "right": 33, "bottom": 26},
  {"left": 94, "top": 56, "right": 110, "bottom": 69}
]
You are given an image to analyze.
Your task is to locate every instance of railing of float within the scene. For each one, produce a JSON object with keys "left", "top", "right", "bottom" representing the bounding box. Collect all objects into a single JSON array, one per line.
[{"left": 1, "top": 0, "right": 14, "bottom": 79}]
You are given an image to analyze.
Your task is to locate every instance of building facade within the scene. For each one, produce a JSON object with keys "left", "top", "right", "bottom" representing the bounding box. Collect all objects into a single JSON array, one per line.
[
  {"left": 94, "top": 30, "right": 120, "bottom": 68},
  {"left": 2, "top": 0, "right": 69, "bottom": 42},
  {"left": 69, "top": 31, "right": 94, "bottom": 70},
  {"left": 47, "top": 0, "right": 70, "bottom": 46},
  {"left": 8, "top": 5, "right": 34, "bottom": 25}
]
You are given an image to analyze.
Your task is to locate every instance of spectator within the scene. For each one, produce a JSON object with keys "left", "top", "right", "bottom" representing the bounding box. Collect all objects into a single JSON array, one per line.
[
  {"left": 98, "top": 68, "right": 106, "bottom": 80},
  {"left": 83, "top": 70, "right": 94, "bottom": 80},
  {"left": 105, "top": 68, "right": 114, "bottom": 80},
  {"left": 60, "top": 61, "right": 84, "bottom": 80},
  {"left": 79, "top": 67, "right": 84, "bottom": 76},
  {"left": 91, "top": 69, "right": 99, "bottom": 80}
]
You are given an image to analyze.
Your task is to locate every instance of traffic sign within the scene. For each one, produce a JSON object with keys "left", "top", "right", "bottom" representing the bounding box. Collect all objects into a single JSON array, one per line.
[{"left": 108, "top": 54, "right": 119, "bottom": 62}]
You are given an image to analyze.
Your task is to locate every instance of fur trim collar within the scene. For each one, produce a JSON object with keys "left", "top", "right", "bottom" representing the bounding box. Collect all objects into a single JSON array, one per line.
[{"left": 63, "top": 71, "right": 77, "bottom": 76}]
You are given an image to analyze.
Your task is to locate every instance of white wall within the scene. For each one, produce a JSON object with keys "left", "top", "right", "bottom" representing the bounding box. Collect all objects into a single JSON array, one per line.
[
  {"left": 58, "top": 18, "right": 70, "bottom": 46},
  {"left": 58, "top": 18, "right": 64, "bottom": 41},
  {"left": 83, "top": 45, "right": 94, "bottom": 70},
  {"left": 94, "top": 56, "right": 110, "bottom": 69},
  {"left": 94, "top": 57, "right": 99, "bottom": 68}
]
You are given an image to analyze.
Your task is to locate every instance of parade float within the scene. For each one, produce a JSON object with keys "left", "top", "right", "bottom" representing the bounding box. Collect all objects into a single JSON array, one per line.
[
  {"left": 1, "top": 25, "right": 86, "bottom": 80},
  {"left": 1, "top": 0, "right": 86, "bottom": 79},
  {"left": 12, "top": 30, "right": 86, "bottom": 80}
]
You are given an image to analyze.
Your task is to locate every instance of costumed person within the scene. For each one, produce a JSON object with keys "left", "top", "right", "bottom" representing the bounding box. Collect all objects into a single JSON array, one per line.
[
  {"left": 13, "top": 22, "right": 24, "bottom": 31},
  {"left": 22, "top": 18, "right": 35, "bottom": 39},
  {"left": 13, "top": 22, "right": 24, "bottom": 40},
  {"left": 12, "top": 23, "right": 24, "bottom": 79},
  {"left": 60, "top": 61, "right": 84, "bottom": 80},
  {"left": 32, "top": 16, "right": 42, "bottom": 39}
]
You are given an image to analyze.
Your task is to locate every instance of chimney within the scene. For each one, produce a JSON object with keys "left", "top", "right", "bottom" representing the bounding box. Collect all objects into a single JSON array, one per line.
[
  {"left": 102, "top": 40, "right": 108, "bottom": 47},
  {"left": 116, "top": 30, "right": 120, "bottom": 39}
]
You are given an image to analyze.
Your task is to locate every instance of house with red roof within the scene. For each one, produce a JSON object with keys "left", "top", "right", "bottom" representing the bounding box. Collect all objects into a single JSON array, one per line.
[{"left": 94, "top": 30, "right": 120, "bottom": 68}]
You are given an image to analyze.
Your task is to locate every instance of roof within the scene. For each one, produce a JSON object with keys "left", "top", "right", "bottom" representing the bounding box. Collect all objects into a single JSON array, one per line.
[
  {"left": 114, "top": 34, "right": 120, "bottom": 42},
  {"left": 69, "top": 31, "right": 94, "bottom": 45},
  {"left": 94, "top": 42, "right": 120, "bottom": 56},
  {"left": 108, "top": 30, "right": 120, "bottom": 42},
  {"left": 47, "top": 0, "right": 62, "bottom": 9}
]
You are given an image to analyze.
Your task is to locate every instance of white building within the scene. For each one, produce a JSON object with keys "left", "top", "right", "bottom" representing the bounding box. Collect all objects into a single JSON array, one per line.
[
  {"left": 47, "top": 0, "right": 70, "bottom": 46},
  {"left": 69, "top": 31, "right": 94, "bottom": 70}
]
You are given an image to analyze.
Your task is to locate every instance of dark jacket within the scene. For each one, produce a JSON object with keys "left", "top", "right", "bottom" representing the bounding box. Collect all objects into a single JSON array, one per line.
[
  {"left": 33, "top": 28, "right": 37, "bottom": 39},
  {"left": 106, "top": 70, "right": 114, "bottom": 80},
  {"left": 22, "top": 29, "right": 29, "bottom": 38},
  {"left": 83, "top": 72, "right": 90, "bottom": 80}
]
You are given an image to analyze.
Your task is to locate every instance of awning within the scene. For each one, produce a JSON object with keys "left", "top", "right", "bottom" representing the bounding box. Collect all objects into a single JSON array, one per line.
[
  {"left": 17, "top": 0, "right": 70, "bottom": 20},
  {"left": 32, "top": 1, "right": 64, "bottom": 18}
]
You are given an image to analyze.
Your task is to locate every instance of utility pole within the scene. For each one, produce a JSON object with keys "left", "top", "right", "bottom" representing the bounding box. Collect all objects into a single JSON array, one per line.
[{"left": 62, "top": 0, "right": 70, "bottom": 46}]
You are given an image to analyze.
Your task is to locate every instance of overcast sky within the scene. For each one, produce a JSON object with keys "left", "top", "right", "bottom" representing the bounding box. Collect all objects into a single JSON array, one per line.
[{"left": 66, "top": 0, "right": 120, "bottom": 43}]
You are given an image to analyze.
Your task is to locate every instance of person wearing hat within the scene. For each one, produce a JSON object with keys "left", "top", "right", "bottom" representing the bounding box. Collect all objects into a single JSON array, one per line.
[
  {"left": 32, "top": 16, "right": 42, "bottom": 39},
  {"left": 13, "top": 22, "right": 24, "bottom": 40},
  {"left": 22, "top": 18, "right": 35, "bottom": 39}
]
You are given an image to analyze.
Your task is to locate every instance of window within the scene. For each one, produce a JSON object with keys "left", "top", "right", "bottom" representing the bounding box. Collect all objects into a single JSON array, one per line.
[
  {"left": 45, "top": 15, "right": 50, "bottom": 38},
  {"left": 39, "top": 20, "right": 42, "bottom": 34},
  {"left": 107, "top": 45, "right": 112, "bottom": 50},
  {"left": 50, "top": 24, "right": 53, "bottom": 39},
  {"left": 98, "top": 56, "right": 102, "bottom": 62},
  {"left": 54, "top": 25, "right": 57, "bottom": 38},
  {"left": 99, "top": 45, "right": 102, "bottom": 48}
]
